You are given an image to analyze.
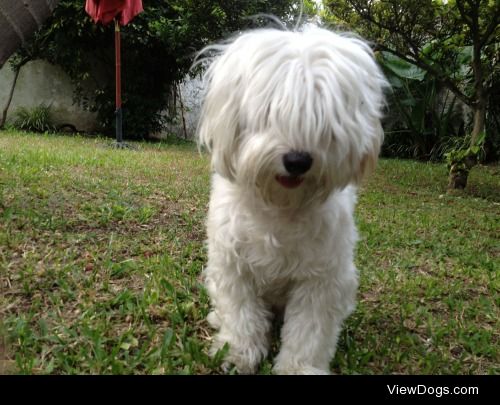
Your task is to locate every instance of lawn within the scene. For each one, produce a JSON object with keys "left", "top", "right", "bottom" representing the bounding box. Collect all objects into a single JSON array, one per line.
[{"left": 0, "top": 130, "right": 498, "bottom": 374}]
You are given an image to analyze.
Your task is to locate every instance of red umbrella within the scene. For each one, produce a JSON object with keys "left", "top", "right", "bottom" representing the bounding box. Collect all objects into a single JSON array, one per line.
[{"left": 85, "top": 0, "right": 143, "bottom": 144}]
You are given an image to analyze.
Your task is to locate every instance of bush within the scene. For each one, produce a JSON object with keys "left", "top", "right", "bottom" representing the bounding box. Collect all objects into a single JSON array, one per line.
[
  {"left": 12, "top": 104, "right": 56, "bottom": 133},
  {"left": 17, "top": 0, "right": 300, "bottom": 140},
  {"left": 445, "top": 132, "right": 486, "bottom": 189}
]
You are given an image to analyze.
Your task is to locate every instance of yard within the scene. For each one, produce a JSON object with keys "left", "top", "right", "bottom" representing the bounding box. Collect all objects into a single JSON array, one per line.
[{"left": 0, "top": 130, "right": 498, "bottom": 374}]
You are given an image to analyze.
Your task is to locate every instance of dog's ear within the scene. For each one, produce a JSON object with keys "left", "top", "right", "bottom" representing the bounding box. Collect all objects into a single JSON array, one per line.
[
  {"left": 358, "top": 150, "right": 378, "bottom": 183},
  {"left": 197, "top": 105, "right": 240, "bottom": 181},
  {"left": 196, "top": 52, "right": 243, "bottom": 182},
  {"left": 333, "top": 35, "right": 388, "bottom": 186},
  {"left": 352, "top": 128, "right": 382, "bottom": 185}
]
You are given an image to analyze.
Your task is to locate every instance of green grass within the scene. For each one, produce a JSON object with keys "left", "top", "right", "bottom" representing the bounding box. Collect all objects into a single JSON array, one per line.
[{"left": 0, "top": 130, "right": 498, "bottom": 374}]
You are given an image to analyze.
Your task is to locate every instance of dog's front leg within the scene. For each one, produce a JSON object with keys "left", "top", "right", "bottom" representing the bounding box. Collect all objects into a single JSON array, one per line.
[
  {"left": 206, "top": 269, "right": 271, "bottom": 374},
  {"left": 273, "top": 273, "right": 357, "bottom": 375}
]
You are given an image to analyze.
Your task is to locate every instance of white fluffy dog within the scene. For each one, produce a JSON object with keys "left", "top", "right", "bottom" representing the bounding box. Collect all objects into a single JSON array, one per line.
[{"left": 197, "top": 24, "right": 387, "bottom": 375}]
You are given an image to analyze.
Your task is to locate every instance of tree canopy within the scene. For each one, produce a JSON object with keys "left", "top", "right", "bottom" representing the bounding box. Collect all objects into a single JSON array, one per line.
[
  {"left": 324, "top": 0, "right": 499, "bottom": 188},
  {"left": 15, "top": 0, "right": 301, "bottom": 138}
]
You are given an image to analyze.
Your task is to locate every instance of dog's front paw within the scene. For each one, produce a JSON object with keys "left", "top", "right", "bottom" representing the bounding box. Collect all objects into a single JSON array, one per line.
[
  {"left": 210, "top": 336, "right": 267, "bottom": 374},
  {"left": 206, "top": 310, "right": 221, "bottom": 329},
  {"left": 273, "top": 364, "right": 331, "bottom": 375},
  {"left": 273, "top": 354, "right": 330, "bottom": 375}
]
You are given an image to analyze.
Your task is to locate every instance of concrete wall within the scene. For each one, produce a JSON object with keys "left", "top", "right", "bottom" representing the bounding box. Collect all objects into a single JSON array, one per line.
[
  {"left": 164, "top": 75, "right": 204, "bottom": 140},
  {"left": 0, "top": 58, "right": 205, "bottom": 137},
  {"left": 0, "top": 59, "right": 98, "bottom": 132}
]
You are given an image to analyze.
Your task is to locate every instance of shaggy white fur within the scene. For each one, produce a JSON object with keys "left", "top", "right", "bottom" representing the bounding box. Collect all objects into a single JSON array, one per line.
[{"left": 196, "top": 25, "right": 388, "bottom": 375}]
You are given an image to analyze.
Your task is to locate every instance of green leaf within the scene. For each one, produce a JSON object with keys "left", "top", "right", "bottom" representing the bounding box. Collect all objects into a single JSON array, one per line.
[{"left": 380, "top": 52, "right": 427, "bottom": 81}]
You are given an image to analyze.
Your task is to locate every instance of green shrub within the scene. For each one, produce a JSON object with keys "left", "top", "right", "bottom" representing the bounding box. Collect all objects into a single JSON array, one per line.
[
  {"left": 16, "top": 0, "right": 300, "bottom": 140},
  {"left": 12, "top": 104, "right": 56, "bottom": 133},
  {"left": 445, "top": 132, "right": 486, "bottom": 189}
]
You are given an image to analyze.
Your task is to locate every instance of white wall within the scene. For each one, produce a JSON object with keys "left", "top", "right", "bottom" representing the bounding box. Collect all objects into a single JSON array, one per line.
[
  {"left": 0, "top": 58, "right": 205, "bottom": 138},
  {"left": 164, "top": 75, "right": 204, "bottom": 140},
  {"left": 0, "top": 59, "right": 98, "bottom": 132}
]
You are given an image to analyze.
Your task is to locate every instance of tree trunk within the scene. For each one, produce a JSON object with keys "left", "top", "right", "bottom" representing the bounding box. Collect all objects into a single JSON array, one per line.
[
  {"left": 0, "top": 0, "right": 60, "bottom": 68},
  {"left": 447, "top": 40, "right": 487, "bottom": 190},
  {"left": 177, "top": 84, "right": 188, "bottom": 140},
  {"left": 0, "top": 62, "right": 25, "bottom": 129},
  {"left": 470, "top": 98, "right": 486, "bottom": 146},
  {"left": 448, "top": 168, "right": 469, "bottom": 190}
]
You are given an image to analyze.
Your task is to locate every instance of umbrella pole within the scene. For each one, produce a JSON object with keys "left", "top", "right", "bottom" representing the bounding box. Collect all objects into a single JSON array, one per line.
[{"left": 115, "top": 19, "right": 123, "bottom": 144}]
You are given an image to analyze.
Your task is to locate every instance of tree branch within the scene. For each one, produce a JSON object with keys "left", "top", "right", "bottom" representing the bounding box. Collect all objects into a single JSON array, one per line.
[
  {"left": 376, "top": 43, "right": 473, "bottom": 106},
  {"left": 455, "top": 0, "right": 473, "bottom": 29},
  {"left": 479, "top": 8, "right": 499, "bottom": 50}
]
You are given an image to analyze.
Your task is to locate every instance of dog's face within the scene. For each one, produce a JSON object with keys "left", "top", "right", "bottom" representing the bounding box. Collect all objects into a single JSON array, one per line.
[{"left": 198, "top": 27, "right": 388, "bottom": 209}]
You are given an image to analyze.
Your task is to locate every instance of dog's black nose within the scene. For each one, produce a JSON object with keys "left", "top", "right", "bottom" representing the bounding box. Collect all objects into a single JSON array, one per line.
[{"left": 283, "top": 151, "right": 313, "bottom": 176}]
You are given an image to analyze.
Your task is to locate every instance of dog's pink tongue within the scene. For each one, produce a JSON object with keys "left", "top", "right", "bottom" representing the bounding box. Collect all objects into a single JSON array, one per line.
[{"left": 276, "top": 175, "right": 304, "bottom": 189}]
